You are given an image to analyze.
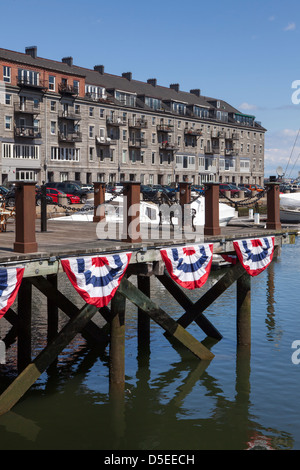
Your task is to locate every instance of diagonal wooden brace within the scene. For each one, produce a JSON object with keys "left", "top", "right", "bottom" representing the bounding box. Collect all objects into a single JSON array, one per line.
[{"left": 117, "top": 278, "right": 214, "bottom": 361}]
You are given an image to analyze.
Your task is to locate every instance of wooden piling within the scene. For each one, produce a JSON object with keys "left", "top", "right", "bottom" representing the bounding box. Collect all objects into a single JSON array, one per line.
[
  {"left": 137, "top": 275, "right": 151, "bottom": 353},
  {"left": 13, "top": 182, "right": 38, "bottom": 253},
  {"left": 236, "top": 272, "right": 251, "bottom": 347},
  {"left": 47, "top": 274, "right": 58, "bottom": 343},
  {"left": 266, "top": 182, "right": 281, "bottom": 230},
  {"left": 204, "top": 182, "right": 221, "bottom": 236},
  {"left": 122, "top": 182, "right": 142, "bottom": 243},
  {"left": 109, "top": 291, "right": 126, "bottom": 396},
  {"left": 93, "top": 182, "right": 106, "bottom": 223},
  {"left": 17, "top": 278, "right": 32, "bottom": 373}
]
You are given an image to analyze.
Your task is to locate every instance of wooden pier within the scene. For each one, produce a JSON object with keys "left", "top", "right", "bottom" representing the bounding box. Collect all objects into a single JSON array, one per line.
[{"left": 0, "top": 181, "right": 297, "bottom": 416}]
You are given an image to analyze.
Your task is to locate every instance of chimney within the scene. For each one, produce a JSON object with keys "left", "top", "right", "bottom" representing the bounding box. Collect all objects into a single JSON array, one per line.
[
  {"left": 190, "top": 89, "right": 201, "bottom": 97},
  {"left": 147, "top": 78, "right": 157, "bottom": 87},
  {"left": 170, "top": 83, "right": 179, "bottom": 92},
  {"left": 25, "top": 46, "right": 37, "bottom": 59},
  {"left": 122, "top": 72, "right": 132, "bottom": 81},
  {"left": 62, "top": 56, "right": 73, "bottom": 66},
  {"left": 94, "top": 65, "right": 104, "bottom": 74}
]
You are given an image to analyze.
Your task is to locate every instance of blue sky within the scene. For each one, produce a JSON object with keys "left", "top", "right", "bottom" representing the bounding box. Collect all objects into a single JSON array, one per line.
[{"left": 1, "top": 0, "right": 300, "bottom": 178}]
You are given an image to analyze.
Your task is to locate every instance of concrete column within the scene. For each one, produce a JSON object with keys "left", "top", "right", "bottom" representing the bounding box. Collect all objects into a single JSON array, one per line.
[
  {"left": 93, "top": 182, "right": 106, "bottom": 222},
  {"left": 204, "top": 183, "right": 221, "bottom": 236},
  {"left": 266, "top": 182, "right": 281, "bottom": 230},
  {"left": 13, "top": 182, "right": 38, "bottom": 253},
  {"left": 122, "top": 182, "right": 141, "bottom": 243}
]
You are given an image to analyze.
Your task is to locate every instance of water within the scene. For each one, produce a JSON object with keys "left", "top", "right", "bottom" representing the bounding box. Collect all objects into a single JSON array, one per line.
[{"left": 0, "top": 237, "right": 300, "bottom": 450}]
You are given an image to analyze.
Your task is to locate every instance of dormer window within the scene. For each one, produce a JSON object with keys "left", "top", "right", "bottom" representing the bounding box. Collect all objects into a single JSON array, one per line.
[
  {"left": 115, "top": 90, "right": 136, "bottom": 107},
  {"left": 172, "top": 102, "right": 186, "bottom": 115}
]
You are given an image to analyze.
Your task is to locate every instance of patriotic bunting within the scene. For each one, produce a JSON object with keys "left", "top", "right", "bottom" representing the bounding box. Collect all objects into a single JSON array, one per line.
[
  {"left": 0, "top": 267, "right": 25, "bottom": 319},
  {"left": 233, "top": 237, "right": 275, "bottom": 276},
  {"left": 160, "top": 244, "right": 214, "bottom": 290},
  {"left": 61, "top": 252, "right": 132, "bottom": 307},
  {"left": 221, "top": 254, "right": 238, "bottom": 265}
]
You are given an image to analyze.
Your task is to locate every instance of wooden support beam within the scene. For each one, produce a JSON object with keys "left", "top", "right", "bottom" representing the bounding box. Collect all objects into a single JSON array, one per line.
[
  {"left": 109, "top": 291, "right": 126, "bottom": 395},
  {"left": 47, "top": 274, "right": 58, "bottom": 343},
  {"left": 266, "top": 182, "right": 281, "bottom": 230},
  {"left": 156, "top": 272, "right": 222, "bottom": 340},
  {"left": 121, "top": 182, "right": 142, "bottom": 243},
  {"left": 137, "top": 275, "right": 151, "bottom": 352},
  {"left": 204, "top": 182, "right": 221, "bottom": 236},
  {"left": 236, "top": 272, "right": 251, "bottom": 347},
  {"left": 28, "top": 276, "right": 109, "bottom": 347},
  {"left": 117, "top": 278, "right": 214, "bottom": 361},
  {"left": 13, "top": 182, "right": 38, "bottom": 253},
  {"left": 17, "top": 278, "right": 32, "bottom": 373},
  {"left": 0, "top": 302, "right": 100, "bottom": 416},
  {"left": 93, "top": 182, "right": 106, "bottom": 223}
]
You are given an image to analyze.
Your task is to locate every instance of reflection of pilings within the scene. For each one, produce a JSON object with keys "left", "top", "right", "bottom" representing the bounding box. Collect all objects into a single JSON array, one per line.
[
  {"left": 137, "top": 276, "right": 151, "bottom": 356},
  {"left": 236, "top": 272, "right": 251, "bottom": 347}
]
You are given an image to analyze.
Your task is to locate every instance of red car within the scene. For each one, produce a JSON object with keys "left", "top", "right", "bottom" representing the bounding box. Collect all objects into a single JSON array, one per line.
[{"left": 46, "top": 188, "right": 81, "bottom": 204}]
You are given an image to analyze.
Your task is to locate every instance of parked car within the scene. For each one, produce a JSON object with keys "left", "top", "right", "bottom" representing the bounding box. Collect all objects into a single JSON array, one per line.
[
  {"left": 5, "top": 187, "right": 52, "bottom": 207},
  {"left": 243, "top": 184, "right": 264, "bottom": 192},
  {"left": 41, "top": 188, "right": 81, "bottom": 205},
  {"left": 219, "top": 184, "right": 240, "bottom": 198},
  {"left": 191, "top": 185, "right": 205, "bottom": 195},
  {"left": 45, "top": 182, "right": 89, "bottom": 203},
  {"left": 237, "top": 184, "right": 252, "bottom": 197},
  {"left": 140, "top": 185, "right": 157, "bottom": 199}
]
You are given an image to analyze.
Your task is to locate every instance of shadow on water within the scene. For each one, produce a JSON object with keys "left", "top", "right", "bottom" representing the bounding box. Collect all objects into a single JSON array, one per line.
[{"left": 0, "top": 240, "right": 299, "bottom": 450}]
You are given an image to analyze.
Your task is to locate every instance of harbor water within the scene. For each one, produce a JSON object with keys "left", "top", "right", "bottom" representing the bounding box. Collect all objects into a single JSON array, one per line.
[{"left": 0, "top": 236, "right": 299, "bottom": 450}]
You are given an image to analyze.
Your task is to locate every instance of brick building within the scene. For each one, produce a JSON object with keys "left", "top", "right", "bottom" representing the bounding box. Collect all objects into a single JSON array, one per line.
[{"left": 0, "top": 46, "right": 266, "bottom": 186}]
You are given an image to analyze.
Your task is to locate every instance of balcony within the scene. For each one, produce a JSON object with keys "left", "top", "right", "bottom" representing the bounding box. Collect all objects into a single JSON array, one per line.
[
  {"left": 58, "top": 131, "right": 82, "bottom": 143},
  {"left": 159, "top": 141, "right": 178, "bottom": 151},
  {"left": 232, "top": 132, "right": 239, "bottom": 140},
  {"left": 58, "top": 83, "right": 79, "bottom": 96},
  {"left": 225, "top": 148, "right": 239, "bottom": 156},
  {"left": 157, "top": 124, "right": 174, "bottom": 133},
  {"left": 14, "top": 102, "right": 40, "bottom": 114},
  {"left": 16, "top": 76, "right": 47, "bottom": 92},
  {"left": 184, "top": 127, "right": 202, "bottom": 136},
  {"left": 128, "top": 118, "right": 148, "bottom": 129},
  {"left": 95, "top": 136, "right": 116, "bottom": 146},
  {"left": 14, "top": 125, "right": 41, "bottom": 139},
  {"left": 128, "top": 138, "right": 148, "bottom": 148},
  {"left": 106, "top": 116, "right": 126, "bottom": 126},
  {"left": 58, "top": 110, "right": 81, "bottom": 120}
]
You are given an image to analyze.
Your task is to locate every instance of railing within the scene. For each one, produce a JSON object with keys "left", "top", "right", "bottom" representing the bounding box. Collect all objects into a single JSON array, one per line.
[
  {"left": 184, "top": 127, "right": 202, "bottom": 136},
  {"left": 159, "top": 142, "right": 178, "bottom": 151},
  {"left": 106, "top": 116, "right": 126, "bottom": 126},
  {"left": 16, "top": 76, "right": 47, "bottom": 90},
  {"left": 58, "top": 83, "right": 79, "bottom": 95},
  {"left": 157, "top": 124, "right": 174, "bottom": 132},
  {"left": 14, "top": 102, "right": 40, "bottom": 114},
  {"left": 128, "top": 119, "right": 148, "bottom": 129},
  {"left": 14, "top": 126, "right": 41, "bottom": 138},
  {"left": 128, "top": 138, "right": 148, "bottom": 148},
  {"left": 58, "top": 131, "right": 82, "bottom": 142},
  {"left": 225, "top": 148, "right": 239, "bottom": 156},
  {"left": 95, "top": 136, "right": 116, "bottom": 146},
  {"left": 58, "top": 110, "right": 81, "bottom": 120}
]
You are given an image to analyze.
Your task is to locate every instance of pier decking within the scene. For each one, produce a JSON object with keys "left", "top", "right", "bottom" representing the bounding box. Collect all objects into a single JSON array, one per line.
[{"left": 0, "top": 181, "right": 298, "bottom": 416}]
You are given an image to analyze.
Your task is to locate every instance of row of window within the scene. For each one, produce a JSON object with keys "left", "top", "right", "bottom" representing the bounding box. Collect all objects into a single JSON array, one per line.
[{"left": 2, "top": 143, "right": 39, "bottom": 159}]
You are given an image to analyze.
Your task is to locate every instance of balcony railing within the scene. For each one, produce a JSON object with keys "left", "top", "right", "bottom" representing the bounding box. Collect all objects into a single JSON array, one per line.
[
  {"left": 128, "top": 138, "right": 148, "bottom": 148},
  {"left": 14, "top": 102, "right": 40, "bottom": 114},
  {"left": 159, "top": 141, "right": 178, "bottom": 151},
  {"left": 184, "top": 127, "right": 202, "bottom": 136},
  {"left": 225, "top": 148, "right": 239, "bottom": 156},
  {"left": 95, "top": 136, "right": 116, "bottom": 146},
  {"left": 157, "top": 124, "right": 174, "bottom": 133},
  {"left": 106, "top": 116, "right": 126, "bottom": 126},
  {"left": 14, "top": 126, "right": 41, "bottom": 139},
  {"left": 58, "top": 131, "right": 82, "bottom": 143},
  {"left": 58, "top": 83, "right": 79, "bottom": 96},
  {"left": 128, "top": 119, "right": 148, "bottom": 129},
  {"left": 58, "top": 110, "right": 81, "bottom": 120},
  {"left": 16, "top": 76, "right": 47, "bottom": 91}
]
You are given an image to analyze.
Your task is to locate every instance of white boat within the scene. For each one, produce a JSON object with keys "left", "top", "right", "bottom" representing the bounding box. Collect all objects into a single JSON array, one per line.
[
  {"left": 280, "top": 192, "right": 300, "bottom": 222},
  {"left": 49, "top": 194, "right": 236, "bottom": 227}
]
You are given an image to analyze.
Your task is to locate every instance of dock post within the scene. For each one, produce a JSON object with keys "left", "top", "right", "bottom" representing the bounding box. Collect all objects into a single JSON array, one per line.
[
  {"left": 137, "top": 275, "right": 151, "bottom": 354},
  {"left": 204, "top": 182, "right": 221, "bottom": 236},
  {"left": 47, "top": 274, "right": 59, "bottom": 343},
  {"left": 122, "top": 182, "right": 142, "bottom": 243},
  {"left": 93, "top": 182, "right": 106, "bottom": 222},
  {"left": 266, "top": 182, "right": 281, "bottom": 230},
  {"left": 13, "top": 182, "right": 38, "bottom": 253},
  {"left": 236, "top": 272, "right": 251, "bottom": 347},
  {"left": 109, "top": 291, "right": 126, "bottom": 396},
  {"left": 17, "top": 278, "right": 32, "bottom": 372},
  {"left": 179, "top": 182, "right": 191, "bottom": 230}
]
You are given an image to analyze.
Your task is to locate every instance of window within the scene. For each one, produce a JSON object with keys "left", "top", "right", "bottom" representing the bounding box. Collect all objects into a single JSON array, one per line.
[
  {"left": 18, "top": 69, "right": 39, "bottom": 86},
  {"left": 50, "top": 101, "right": 56, "bottom": 112},
  {"left": 73, "top": 80, "right": 79, "bottom": 93},
  {"left": 16, "top": 170, "right": 38, "bottom": 181},
  {"left": 89, "top": 126, "right": 94, "bottom": 138},
  {"left": 3, "top": 66, "right": 11, "bottom": 83},
  {"left": 100, "top": 108, "right": 104, "bottom": 118},
  {"left": 75, "top": 104, "right": 80, "bottom": 115},
  {"left": 122, "top": 149, "right": 127, "bottom": 163},
  {"left": 49, "top": 75, "right": 55, "bottom": 91},
  {"left": 50, "top": 121, "right": 56, "bottom": 135},
  {"left": 141, "top": 151, "right": 145, "bottom": 164},
  {"left": 2, "top": 143, "right": 39, "bottom": 159},
  {"left": 152, "top": 117, "right": 156, "bottom": 126},
  {"left": 5, "top": 94, "right": 11, "bottom": 105},
  {"left": 152, "top": 152, "right": 155, "bottom": 164},
  {"left": 51, "top": 147, "right": 80, "bottom": 161},
  {"left": 122, "top": 129, "right": 127, "bottom": 142},
  {"left": 5, "top": 116, "right": 12, "bottom": 130},
  {"left": 89, "top": 107, "right": 94, "bottom": 117},
  {"left": 89, "top": 147, "right": 94, "bottom": 161}
]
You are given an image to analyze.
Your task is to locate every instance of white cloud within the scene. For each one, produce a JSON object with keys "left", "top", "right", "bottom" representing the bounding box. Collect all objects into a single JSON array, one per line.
[
  {"left": 239, "top": 102, "right": 257, "bottom": 111},
  {"left": 268, "top": 15, "right": 275, "bottom": 21},
  {"left": 284, "top": 22, "right": 296, "bottom": 31}
]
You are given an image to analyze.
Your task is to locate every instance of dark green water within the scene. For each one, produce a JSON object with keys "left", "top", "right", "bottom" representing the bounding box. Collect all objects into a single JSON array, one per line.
[{"left": 0, "top": 237, "right": 299, "bottom": 450}]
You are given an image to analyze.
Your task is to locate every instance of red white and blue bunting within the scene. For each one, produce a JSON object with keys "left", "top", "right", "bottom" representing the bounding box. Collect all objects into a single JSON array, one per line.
[
  {"left": 233, "top": 237, "right": 275, "bottom": 276},
  {"left": 0, "top": 267, "right": 25, "bottom": 319},
  {"left": 61, "top": 252, "right": 132, "bottom": 308},
  {"left": 160, "top": 244, "right": 214, "bottom": 290}
]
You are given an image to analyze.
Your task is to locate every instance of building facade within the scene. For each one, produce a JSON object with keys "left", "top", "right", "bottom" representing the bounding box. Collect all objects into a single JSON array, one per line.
[{"left": 0, "top": 46, "right": 266, "bottom": 186}]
